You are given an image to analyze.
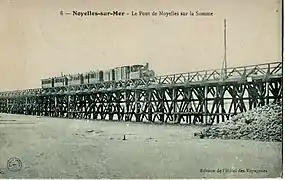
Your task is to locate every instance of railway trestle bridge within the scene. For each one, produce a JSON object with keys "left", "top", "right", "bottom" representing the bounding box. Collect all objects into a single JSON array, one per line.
[{"left": 0, "top": 61, "right": 282, "bottom": 125}]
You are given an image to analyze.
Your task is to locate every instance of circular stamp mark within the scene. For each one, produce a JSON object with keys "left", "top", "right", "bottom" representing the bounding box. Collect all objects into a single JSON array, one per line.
[{"left": 7, "top": 157, "right": 22, "bottom": 172}]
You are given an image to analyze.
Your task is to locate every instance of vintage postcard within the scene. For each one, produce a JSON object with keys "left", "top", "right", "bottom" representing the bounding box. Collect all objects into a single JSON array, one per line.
[{"left": 0, "top": 0, "right": 282, "bottom": 179}]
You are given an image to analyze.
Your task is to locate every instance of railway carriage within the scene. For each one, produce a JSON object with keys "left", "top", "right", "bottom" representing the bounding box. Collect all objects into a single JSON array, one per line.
[
  {"left": 103, "top": 69, "right": 115, "bottom": 82},
  {"left": 121, "top": 66, "right": 130, "bottom": 80},
  {"left": 114, "top": 67, "right": 122, "bottom": 81},
  {"left": 54, "top": 76, "right": 68, "bottom": 87},
  {"left": 88, "top": 70, "right": 103, "bottom": 84},
  {"left": 68, "top": 74, "right": 84, "bottom": 86},
  {"left": 41, "top": 63, "right": 155, "bottom": 89},
  {"left": 41, "top": 78, "right": 54, "bottom": 88},
  {"left": 114, "top": 66, "right": 131, "bottom": 81},
  {"left": 83, "top": 73, "right": 89, "bottom": 84}
]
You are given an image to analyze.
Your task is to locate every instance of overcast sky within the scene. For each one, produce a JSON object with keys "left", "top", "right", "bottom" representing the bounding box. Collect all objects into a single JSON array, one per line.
[{"left": 0, "top": 0, "right": 282, "bottom": 91}]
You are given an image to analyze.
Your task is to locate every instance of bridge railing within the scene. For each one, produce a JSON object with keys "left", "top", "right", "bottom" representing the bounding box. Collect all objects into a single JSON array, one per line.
[
  {"left": 154, "top": 61, "right": 282, "bottom": 85},
  {"left": 0, "top": 61, "right": 282, "bottom": 98}
]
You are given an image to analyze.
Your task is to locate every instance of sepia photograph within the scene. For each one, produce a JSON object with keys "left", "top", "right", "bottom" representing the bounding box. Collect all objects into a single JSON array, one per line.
[{"left": 0, "top": 0, "right": 283, "bottom": 179}]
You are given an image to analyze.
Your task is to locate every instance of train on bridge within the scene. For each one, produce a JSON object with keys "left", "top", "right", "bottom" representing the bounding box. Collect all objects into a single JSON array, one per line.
[
  {"left": 0, "top": 61, "right": 282, "bottom": 125},
  {"left": 41, "top": 63, "right": 155, "bottom": 89}
]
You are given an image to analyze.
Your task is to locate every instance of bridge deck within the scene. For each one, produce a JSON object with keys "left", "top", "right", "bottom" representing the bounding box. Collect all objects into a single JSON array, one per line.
[
  {"left": 0, "top": 61, "right": 282, "bottom": 125},
  {"left": 0, "top": 61, "right": 282, "bottom": 98}
]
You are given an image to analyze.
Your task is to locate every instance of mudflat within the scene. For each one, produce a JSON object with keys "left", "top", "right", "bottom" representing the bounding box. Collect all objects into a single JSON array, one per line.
[{"left": 0, "top": 113, "right": 282, "bottom": 178}]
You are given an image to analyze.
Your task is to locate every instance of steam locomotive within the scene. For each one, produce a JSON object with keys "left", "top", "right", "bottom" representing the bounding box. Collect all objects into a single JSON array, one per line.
[{"left": 41, "top": 63, "right": 155, "bottom": 88}]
